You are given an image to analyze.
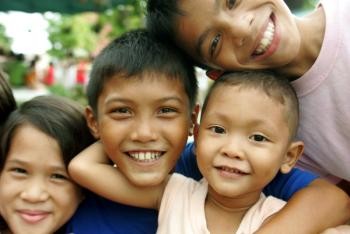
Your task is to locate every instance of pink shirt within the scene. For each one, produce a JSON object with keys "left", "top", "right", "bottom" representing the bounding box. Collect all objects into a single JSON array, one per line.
[
  {"left": 157, "top": 174, "right": 285, "bottom": 234},
  {"left": 292, "top": 0, "right": 350, "bottom": 183}
]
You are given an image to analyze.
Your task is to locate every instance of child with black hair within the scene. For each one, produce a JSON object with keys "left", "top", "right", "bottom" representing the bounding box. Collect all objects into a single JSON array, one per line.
[
  {"left": 67, "top": 29, "right": 199, "bottom": 234},
  {"left": 0, "top": 95, "right": 95, "bottom": 234}
]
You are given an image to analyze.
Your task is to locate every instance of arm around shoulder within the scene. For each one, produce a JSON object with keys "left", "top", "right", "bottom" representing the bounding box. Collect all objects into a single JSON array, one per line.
[{"left": 255, "top": 179, "right": 350, "bottom": 234}]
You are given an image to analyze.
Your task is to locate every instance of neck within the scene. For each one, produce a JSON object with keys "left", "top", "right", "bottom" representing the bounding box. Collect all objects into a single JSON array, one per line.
[
  {"left": 204, "top": 188, "right": 262, "bottom": 234},
  {"left": 206, "top": 187, "right": 261, "bottom": 212},
  {"left": 277, "top": 6, "right": 325, "bottom": 80}
]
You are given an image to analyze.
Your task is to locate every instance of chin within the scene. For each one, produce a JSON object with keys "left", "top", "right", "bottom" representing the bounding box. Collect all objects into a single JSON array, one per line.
[{"left": 129, "top": 173, "right": 166, "bottom": 187}]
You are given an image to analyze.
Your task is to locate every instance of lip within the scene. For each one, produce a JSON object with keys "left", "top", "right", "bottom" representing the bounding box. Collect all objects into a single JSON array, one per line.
[
  {"left": 215, "top": 165, "right": 249, "bottom": 179},
  {"left": 251, "top": 13, "right": 280, "bottom": 61},
  {"left": 17, "top": 210, "right": 50, "bottom": 224}
]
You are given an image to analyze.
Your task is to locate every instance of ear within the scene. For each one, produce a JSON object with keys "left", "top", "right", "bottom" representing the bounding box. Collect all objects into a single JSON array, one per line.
[
  {"left": 206, "top": 69, "right": 224, "bottom": 80},
  {"left": 280, "top": 141, "right": 304, "bottom": 174},
  {"left": 85, "top": 106, "right": 100, "bottom": 139},
  {"left": 189, "top": 103, "right": 200, "bottom": 137}
]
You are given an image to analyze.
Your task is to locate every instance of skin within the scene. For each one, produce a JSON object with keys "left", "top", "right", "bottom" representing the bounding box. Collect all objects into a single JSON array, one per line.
[
  {"left": 195, "top": 85, "right": 302, "bottom": 233},
  {"left": 175, "top": 0, "right": 325, "bottom": 78},
  {"left": 0, "top": 124, "right": 82, "bottom": 234},
  {"left": 83, "top": 73, "right": 194, "bottom": 188}
]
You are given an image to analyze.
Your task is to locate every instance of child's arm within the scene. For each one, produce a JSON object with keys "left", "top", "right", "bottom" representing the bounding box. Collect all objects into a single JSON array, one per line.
[
  {"left": 255, "top": 179, "right": 350, "bottom": 234},
  {"left": 68, "top": 141, "right": 165, "bottom": 209}
]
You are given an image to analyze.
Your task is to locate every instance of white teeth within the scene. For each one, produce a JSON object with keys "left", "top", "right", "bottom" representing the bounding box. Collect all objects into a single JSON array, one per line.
[
  {"left": 221, "top": 166, "right": 247, "bottom": 174},
  {"left": 254, "top": 21, "right": 275, "bottom": 55},
  {"left": 128, "top": 152, "right": 162, "bottom": 162}
]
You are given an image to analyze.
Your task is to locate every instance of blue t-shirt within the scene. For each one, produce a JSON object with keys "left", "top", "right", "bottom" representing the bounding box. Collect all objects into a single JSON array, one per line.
[{"left": 66, "top": 142, "right": 318, "bottom": 234}]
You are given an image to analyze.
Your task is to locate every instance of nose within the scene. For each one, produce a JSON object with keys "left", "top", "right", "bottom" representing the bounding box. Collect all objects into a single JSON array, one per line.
[
  {"left": 130, "top": 118, "right": 157, "bottom": 142},
  {"left": 222, "top": 10, "right": 254, "bottom": 47},
  {"left": 220, "top": 137, "right": 245, "bottom": 160},
  {"left": 20, "top": 178, "right": 49, "bottom": 203}
]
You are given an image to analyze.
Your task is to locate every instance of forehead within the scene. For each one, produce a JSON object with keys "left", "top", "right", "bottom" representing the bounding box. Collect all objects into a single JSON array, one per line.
[
  {"left": 175, "top": 0, "right": 217, "bottom": 60},
  {"left": 205, "top": 85, "right": 289, "bottom": 127},
  {"left": 5, "top": 125, "right": 64, "bottom": 168},
  {"left": 98, "top": 73, "right": 189, "bottom": 106}
]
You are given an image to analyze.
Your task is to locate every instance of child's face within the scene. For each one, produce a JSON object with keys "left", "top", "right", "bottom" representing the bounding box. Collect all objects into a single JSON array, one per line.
[
  {"left": 88, "top": 74, "right": 193, "bottom": 187},
  {"left": 175, "top": 0, "right": 300, "bottom": 71},
  {"left": 196, "top": 85, "right": 292, "bottom": 198},
  {"left": 0, "top": 125, "right": 82, "bottom": 234}
]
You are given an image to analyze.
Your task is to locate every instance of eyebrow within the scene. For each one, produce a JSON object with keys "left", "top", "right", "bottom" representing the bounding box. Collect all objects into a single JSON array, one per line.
[
  {"left": 195, "top": 0, "right": 221, "bottom": 59},
  {"left": 105, "top": 96, "right": 185, "bottom": 105},
  {"left": 6, "top": 159, "right": 66, "bottom": 171}
]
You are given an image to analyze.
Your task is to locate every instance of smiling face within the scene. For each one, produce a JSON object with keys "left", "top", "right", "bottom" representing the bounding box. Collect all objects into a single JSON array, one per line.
[
  {"left": 0, "top": 125, "right": 82, "bottom": 234},
  {"left": 87, "top": 73, "right": 193, "bottom": 187},
  {"left": 196, "top": 85, "right": 295, "bottom": 200},
  {"left": 175, "top": 0, "right": 300, "bottom": 71}
]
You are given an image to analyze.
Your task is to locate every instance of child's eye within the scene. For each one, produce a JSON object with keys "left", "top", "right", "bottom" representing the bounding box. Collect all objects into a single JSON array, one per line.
[
  {"left": 11, "top": 167, "right": 27, "bottom": 174},
  {"left": 51, "top": 173, "right": 68, "bottom": 180},
  {"left": 227, "top": 0, "right": 236, "bottom": 9},
  {"left": 110, "top": 107, "right": 132, "bottom": 119},
  {"left": 209, "top": 125, "right": 226, "bottom": 134},
  {"left": 210, "top": 34, "right": 221, "bottom": 58},
  {"left": 159, "top": 107, "right": 177, "bottom": 114},
  {"left": 249, "top": 134, "right": 268, "bottom": 142},
  {"left": 113, "top": 107, "right": 130, "bottom": 114}
]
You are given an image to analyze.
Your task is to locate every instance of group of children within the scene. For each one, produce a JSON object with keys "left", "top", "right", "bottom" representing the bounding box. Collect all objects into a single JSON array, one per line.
[{"left": 0, "top": 0, "right": 349, "bottom": 233}]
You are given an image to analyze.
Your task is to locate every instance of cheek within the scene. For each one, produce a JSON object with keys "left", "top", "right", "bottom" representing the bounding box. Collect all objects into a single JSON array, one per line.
[
  {"left": 196, "top": 139, "right": 213, "bottom": 172},
  {"left": 55, "top": 184, "right": 82, "bottom": 216},
  {"left": 0, "top": 176, "right": 18, "bottom": 201},
  {"left": 165, "top": 119, "right": 191, "bottom": 143}
]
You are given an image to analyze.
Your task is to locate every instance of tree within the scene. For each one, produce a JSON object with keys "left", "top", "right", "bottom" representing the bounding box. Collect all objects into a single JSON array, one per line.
[
  {"left": 46, "top": 1, "right": 146, "bottom": 60},
  {"left": 0, "top": 24, "right": 12, "bottom": 54}
]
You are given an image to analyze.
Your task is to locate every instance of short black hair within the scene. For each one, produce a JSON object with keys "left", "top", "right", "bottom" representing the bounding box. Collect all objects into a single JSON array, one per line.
[
  {"left": 87, "top": 29, "right": 198, "bottom": 114},
  {"left": 202, "top": 71, "right": 300, "bottom": 140},
  {"left": 146, "top": 0, "right": 180, "bottom": 42},
  {"left": 146, "top": 0, "right": 210, "bottom": 70}
]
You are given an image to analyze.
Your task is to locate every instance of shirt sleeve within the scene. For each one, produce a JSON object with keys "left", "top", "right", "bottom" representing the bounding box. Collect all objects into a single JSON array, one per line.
[{"left": 263, "top": 169, "right": 319, "bottom": 201}]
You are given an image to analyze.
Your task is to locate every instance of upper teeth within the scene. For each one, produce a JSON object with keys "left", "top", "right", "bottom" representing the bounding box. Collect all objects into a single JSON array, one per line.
[
  {"left": 221, "top": 166, "right": 246, "bottom": 174},
  {"left": 255, "top": 20, "right": 275, "bottom": 55},
  {"left": 129, "top": 152, "right": 161, "bottom": 161}
]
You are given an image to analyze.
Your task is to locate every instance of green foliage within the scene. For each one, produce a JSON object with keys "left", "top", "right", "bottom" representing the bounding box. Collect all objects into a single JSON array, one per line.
[
  {"left": 285, "top": 0, "right": 317, "bottom": 12},
  {"left": 48, "top": 84, "right": 87, "bottom": 106},
  {"left": 99, "top": 0, "right": 146, "bottom": 38},
  {"left": 46, "top": 1, "right": 146, "bottom": 60},
  {"left": 0, "top": 24, "right": 12, "bottom": 53},
  {"left": 47, "top": 14, "right": 98, "bottom": 59}
]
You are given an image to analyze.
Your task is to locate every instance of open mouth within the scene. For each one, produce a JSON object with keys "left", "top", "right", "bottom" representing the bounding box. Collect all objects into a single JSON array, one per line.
[
  {"left": 127, "top": 151, "right": 164, "bottom": 162},
  {"left": 216, "top": 166, "right": 249, "bottom": 175},
  {"left": 252, "top": 16, "right": 275, "bottom": 56}
]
